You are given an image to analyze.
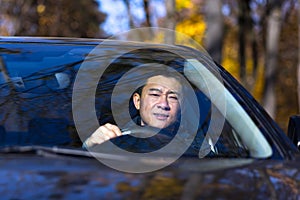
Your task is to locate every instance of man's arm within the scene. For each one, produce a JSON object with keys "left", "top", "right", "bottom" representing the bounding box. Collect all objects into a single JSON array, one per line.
[{"left": 83, "top": 123, "right": 122, "bottom": 149}]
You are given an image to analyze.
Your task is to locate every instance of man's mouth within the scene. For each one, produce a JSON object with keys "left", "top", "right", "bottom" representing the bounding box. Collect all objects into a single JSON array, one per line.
[{"left": 153, "top": 113, "right": 169, "bottom": 120}]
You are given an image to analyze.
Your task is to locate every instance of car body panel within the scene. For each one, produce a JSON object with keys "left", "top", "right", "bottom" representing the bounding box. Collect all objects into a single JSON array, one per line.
[{"left": 0, "top": 149, "right": 299, "bottom": 199}]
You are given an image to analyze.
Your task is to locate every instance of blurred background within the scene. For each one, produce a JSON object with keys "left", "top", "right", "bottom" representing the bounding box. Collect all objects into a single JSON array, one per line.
[{"left": 0, "top": 0, "right": 298, "bottom": 132}]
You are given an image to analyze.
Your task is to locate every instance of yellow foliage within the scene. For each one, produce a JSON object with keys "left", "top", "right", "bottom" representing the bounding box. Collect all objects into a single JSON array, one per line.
[
  {"left": 176, "top": 0, "right": 192, "bottom": 10},
  {"left": 174, "top": 0, "right": 264, "bottom": 101},
  {"left": 222, "top": 31, "right": 239, "bottom": 79},
  {"left": 37, "top": 4, "right": 46, "bottom": 14},
  {"left": 251, "top": 64, "right": 264, "bottom": 101},
  {"left": 222, "top": 50, "right": 239, "bottom": 79},
  {"left": 176, "top": 15, "right": 206, "bottom": 44},
  {"left": 221, "top": 27, "right": 264, "bottom": 101}
]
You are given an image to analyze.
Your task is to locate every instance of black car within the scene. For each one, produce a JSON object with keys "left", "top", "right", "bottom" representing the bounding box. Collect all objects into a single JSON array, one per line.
[{"left": 0, "top": 37, "right": 299, "bottom": 199}]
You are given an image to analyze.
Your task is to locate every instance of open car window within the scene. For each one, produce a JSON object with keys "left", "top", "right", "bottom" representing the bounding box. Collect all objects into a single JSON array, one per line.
[{"left": 0, "top": 43, "right": 272, "bottom": 159}]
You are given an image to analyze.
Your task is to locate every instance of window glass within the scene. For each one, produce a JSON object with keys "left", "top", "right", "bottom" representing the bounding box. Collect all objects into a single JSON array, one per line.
[
  {"left": 91, "top": 49, "right": 263, "bottom": 158},
  {"left": 0, "top": 44, "right": 272, "bottom": 158}
]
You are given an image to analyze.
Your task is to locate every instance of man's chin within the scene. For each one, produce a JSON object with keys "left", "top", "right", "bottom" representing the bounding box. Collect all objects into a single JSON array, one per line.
[{"left": 151, "top": 122, "right": 170, "bottom": 129}]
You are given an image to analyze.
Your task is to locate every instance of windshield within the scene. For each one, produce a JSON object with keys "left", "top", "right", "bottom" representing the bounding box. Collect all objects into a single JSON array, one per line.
[{"left": 0, "top": 41, "right": 272, "bottom": 159}]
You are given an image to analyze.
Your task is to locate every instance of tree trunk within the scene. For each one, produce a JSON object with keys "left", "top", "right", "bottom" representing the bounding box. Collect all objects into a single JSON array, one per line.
[
  {"left": 262, "top": 6, "right": 282, "bottom": 118},
  {"left": 204, "top": 0, "right": 224, "bottom": 63},
  {"left": 250, "top": 28, "right": 259, "bottom": 92},
  {"left": 238, "top": 0, "right": 253, "bottom": 88},
  {"left": 238, "top": 1, "right": 247, "bottom": 85},
  {"left": 143, "top": 0, "right": 151, "bottom": 27},
  {"left": 297, "top": 0, "right": 300, "bottom": 112},
  {"left": 164, "top": 0, "right": 176, "bottom": 44},
  {"left": 123, "top": 0, "right": 135, "bottom": 29}
]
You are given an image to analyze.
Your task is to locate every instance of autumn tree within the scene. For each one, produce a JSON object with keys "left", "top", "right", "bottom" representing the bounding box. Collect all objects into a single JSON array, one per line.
[
  {"left": 297, "top": 0, "right": 300, "bottom": 113},
  {"left": 260, "top": 0, "right": 284, "bottom": 118},
  {"left": 236, "top": 0, "right": 259, "bottom": 91},
  {"left": 204, "top": 0, "right": 224, "bottom": 63},
  {"left": 175, "top": 0, "right": 206, "bottom": 47},
  {"left": 164, "top": 0, "right": 176, "bottom": 44},
  {"left": 276, "top": 5, "right": 298, "bottom": 129},
  {"left": 0, "top": 0, "right": 106, "bottom": 38},
  {"left": 122, "top": 0, "right": 135, "bottom": 29}
]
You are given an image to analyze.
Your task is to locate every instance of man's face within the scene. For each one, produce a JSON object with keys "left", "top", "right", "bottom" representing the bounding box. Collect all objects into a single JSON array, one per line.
[{"left": 133, "top": 75, "right": 182, "bottom": 129}]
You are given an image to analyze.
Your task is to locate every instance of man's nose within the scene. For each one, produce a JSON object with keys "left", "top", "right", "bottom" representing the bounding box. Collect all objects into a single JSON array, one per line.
[{"left": 157, "top": 95, "right": 170, "bottom": 111}]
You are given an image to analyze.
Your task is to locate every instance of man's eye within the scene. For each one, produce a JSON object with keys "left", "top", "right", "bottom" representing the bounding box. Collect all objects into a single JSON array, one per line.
[
  {"left": 149, "top": 93, "right": 160, "bottom": 97},
  {"left": 169, "top": 96, "right": 178, "bottom": 100}
]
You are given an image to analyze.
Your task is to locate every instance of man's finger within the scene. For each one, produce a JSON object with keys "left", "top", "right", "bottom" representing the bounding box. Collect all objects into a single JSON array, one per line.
[{"left": 107, "top": 123, "right": 122, "bottom": 136}]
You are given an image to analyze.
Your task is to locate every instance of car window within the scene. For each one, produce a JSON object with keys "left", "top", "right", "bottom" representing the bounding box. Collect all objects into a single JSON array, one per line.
[
  {"left": 0, "top": 44, "right": 85, "bottom": 147},
  {"left": 73, "top": 47, "right": 272, "bottom": 158},
  {"left": 0, "top": 43, "right": 272, "bottom": 159}
]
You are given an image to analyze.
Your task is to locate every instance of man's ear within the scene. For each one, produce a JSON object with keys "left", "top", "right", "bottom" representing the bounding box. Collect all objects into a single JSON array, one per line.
[{"left": 133, "top": 93, "right": 141, "bottom": 110}]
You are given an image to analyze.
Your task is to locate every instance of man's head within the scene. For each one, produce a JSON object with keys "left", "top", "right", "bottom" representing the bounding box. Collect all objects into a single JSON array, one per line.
[{"left": 132, "top": 75, "right": 182, "bottom": 129}]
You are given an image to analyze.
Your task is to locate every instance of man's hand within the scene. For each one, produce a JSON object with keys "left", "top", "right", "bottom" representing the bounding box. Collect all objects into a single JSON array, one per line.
[{"left": 83, "top": 123, "right": 122, "bottom": 148}]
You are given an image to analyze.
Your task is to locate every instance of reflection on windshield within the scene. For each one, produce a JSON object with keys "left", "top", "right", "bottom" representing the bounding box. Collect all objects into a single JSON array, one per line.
[
  {"left": 0, "top": 45, "right": 85, "bottom": 147},
  {"left": 0, "top": 43, "right": 271, "bottom": 159},
  {"left": 185, "top": 59, "right": 272, "bottom": 158}
]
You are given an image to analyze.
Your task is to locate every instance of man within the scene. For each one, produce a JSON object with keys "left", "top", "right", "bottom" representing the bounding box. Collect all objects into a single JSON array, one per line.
[{"left": 83, "top": 74, "right": 183, "bottom": 148}]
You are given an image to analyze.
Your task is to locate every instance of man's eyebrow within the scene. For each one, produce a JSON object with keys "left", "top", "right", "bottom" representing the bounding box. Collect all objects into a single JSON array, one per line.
[
  {"left": 148, "top": 88, "right": 162, "bottom": 93},
  {"left": 148, "top": 88, "right": 180, "bottom": 95},
  {"left": 168, "top": 91, "right": 180, "bottom": 95}
]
